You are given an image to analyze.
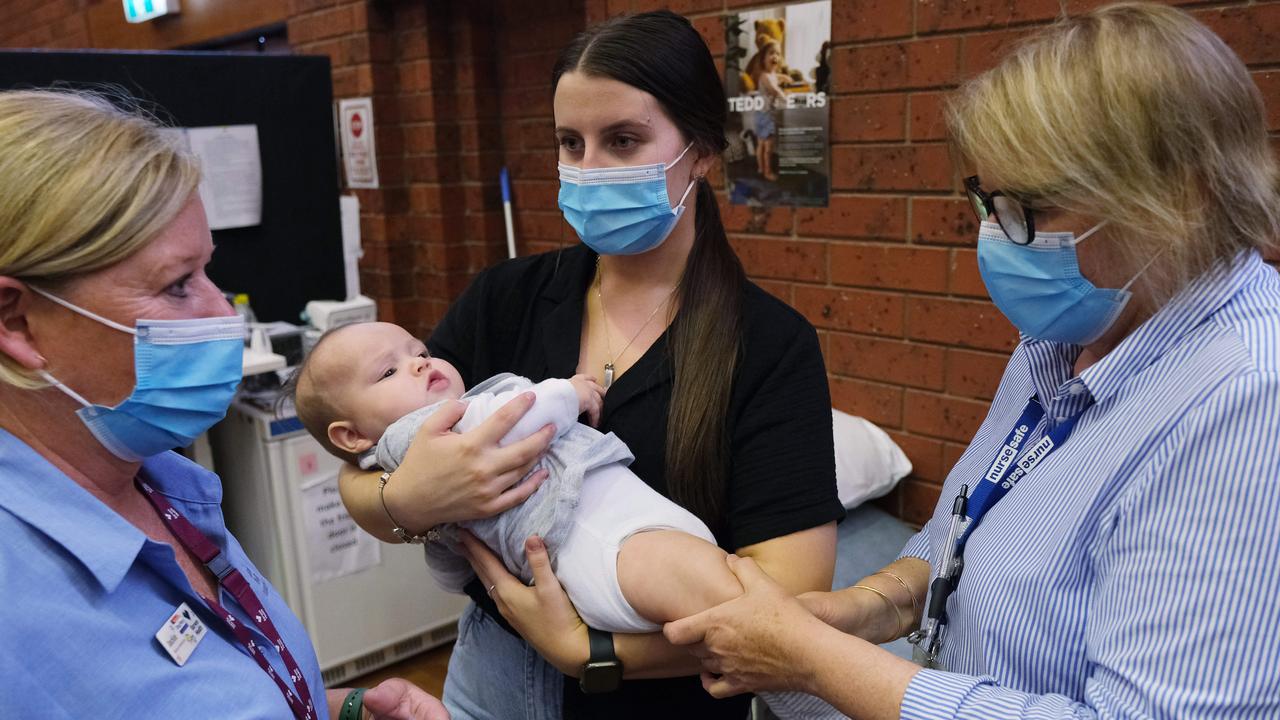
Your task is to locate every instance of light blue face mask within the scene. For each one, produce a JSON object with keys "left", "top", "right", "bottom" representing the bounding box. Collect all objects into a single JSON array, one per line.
[
  {"left": 558, "top": 143, "right": 697, "bottom": 256},
  {"left": 977, "top": 220, "right": 1150, "bottom": 345},
  {"left": 33, "top": 288, "right": 245, "bottom": 461}
]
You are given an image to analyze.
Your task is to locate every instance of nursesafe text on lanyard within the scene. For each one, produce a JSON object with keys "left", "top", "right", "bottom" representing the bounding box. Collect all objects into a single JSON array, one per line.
[
  {"left": 908, "top": 397, "right": 1083, "bottom": 670},
  {"left": 138, "top": 479, "right": 318, "bottom": 720}
]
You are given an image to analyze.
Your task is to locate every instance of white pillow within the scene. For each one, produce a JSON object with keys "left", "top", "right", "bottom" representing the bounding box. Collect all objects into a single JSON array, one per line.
[{"left": 833, "top": 408, "right": 912, "bottom": 509}]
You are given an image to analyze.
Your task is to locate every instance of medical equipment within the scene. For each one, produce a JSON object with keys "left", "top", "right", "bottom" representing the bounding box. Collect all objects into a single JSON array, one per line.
[{"left": 303, "top": 295, "right": 376, "bottom": 332}]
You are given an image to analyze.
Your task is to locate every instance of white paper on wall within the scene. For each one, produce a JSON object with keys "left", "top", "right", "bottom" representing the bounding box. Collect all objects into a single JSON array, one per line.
[{"left": 184, "top": 125, "right": 264, "bottom": 230}]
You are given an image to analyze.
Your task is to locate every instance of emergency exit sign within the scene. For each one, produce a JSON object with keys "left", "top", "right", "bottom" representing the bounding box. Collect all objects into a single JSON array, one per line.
[{"left": 122, "top": 0, "right": 179, "bottom": 24}]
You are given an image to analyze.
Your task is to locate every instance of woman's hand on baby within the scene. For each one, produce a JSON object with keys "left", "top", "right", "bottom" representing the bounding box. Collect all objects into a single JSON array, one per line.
[
  {"left": 459, "top": 530, "right": 590, "bottom": 677},
  {"left": 569, "top": 374, "right": 605, "bottom": 427},
  {"left": 386, "top": 394, "right": 554, "bottom": 528},
  {"left": 663, "top": 554, "right": 828, "bottom": 697}
]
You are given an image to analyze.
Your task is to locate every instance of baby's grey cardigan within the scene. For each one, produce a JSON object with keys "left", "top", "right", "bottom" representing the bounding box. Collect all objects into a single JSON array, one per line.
[{"left": 373, "top": 373, "right": 634, "bottom": 591}]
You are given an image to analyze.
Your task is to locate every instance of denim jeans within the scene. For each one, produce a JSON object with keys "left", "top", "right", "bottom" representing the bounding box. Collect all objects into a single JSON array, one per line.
[{"left": 443, "top": 602, "right": 564, "bottom": 720}]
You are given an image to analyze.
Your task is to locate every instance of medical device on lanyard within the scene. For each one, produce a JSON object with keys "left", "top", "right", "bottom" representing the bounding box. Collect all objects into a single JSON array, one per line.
[
  {"left": 907, "top": 397, "right": 1082, "bottom": 669},
  {"left": 908, "top": 485, "right": 967, "bottom": 669}
]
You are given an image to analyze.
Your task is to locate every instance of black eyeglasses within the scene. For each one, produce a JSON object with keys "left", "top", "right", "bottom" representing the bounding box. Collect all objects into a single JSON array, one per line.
[{"left": 964, "top": 175, "right": 1035, "bottom": 245}]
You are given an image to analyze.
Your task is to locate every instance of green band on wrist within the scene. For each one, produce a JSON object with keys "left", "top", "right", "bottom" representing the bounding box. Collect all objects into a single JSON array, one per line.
[{"left": 338, "top": 688, "right": 366, "bottom": 720}]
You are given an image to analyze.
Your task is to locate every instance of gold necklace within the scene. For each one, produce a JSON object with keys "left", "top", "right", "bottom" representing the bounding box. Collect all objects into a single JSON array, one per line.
[{"left": 596, "top": 259, "right": 679, "bottom": 389}]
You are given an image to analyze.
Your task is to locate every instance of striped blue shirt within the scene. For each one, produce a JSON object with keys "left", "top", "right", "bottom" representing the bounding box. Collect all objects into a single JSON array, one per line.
[{"left": 897, "top": 251, "right": 1280, "bottom": 719}]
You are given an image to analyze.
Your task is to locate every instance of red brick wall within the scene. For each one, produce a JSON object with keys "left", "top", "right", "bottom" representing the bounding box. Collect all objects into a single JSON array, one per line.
[
  {"left": 287, "top": 0, "right": 588, "bottom": 340},
  {"left": 572, "top": 0, "right": 1280, "bottom": 525},
  {"left": 0, "top": 0, "right": 90, "bottom": 47},
  {"left": 4, "top": 0, "right": 1278, "bottom": 525}
]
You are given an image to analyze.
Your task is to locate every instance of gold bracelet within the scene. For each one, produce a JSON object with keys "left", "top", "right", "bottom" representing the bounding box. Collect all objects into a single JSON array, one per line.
[
  {"left": 378, "top": 471, "right": 437, "bottom": 544},
  {"left": 874, "top": 570, "right": 920, "bottom": 619},
  {"left": 852, "top": 584, "right": 906, "bottom": 639}
]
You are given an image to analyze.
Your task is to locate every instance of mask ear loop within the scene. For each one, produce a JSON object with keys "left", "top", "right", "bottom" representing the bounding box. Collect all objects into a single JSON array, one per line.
[
  {"left": 38, "top": 370, "right": 93, "bottom": 408},
  {"left": 29, "top": 286, "right": 131, "bottom": 409},
  {"left": 668, "top": 142, "right": 694, "bottom": 169},
  {"left": 28, "top": 286, "right": 136, "bottom": 335},
  {"left": 668, "top": 142, "right": 699, "bottom": 214},
  {"left": 1062, "top": 222, "right": 1163, "bottom": 293},
  {"left": 1120, "top": 247, "right": 1166, "bottom": 293},
  {"left": 1065, "top": 220, "right": 1106, "bottom": 247},
  {"left": 673, "top": 177, "right": 698, "bottom": 213}
]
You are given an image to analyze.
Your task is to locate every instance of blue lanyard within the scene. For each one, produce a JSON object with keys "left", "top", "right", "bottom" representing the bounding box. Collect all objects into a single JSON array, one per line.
[
  {"left": 958, "top": 397, "right": 1081, "bottom": 548},
  {"left": 911, "top": 395, "right": 1084, "bottom": 668}
]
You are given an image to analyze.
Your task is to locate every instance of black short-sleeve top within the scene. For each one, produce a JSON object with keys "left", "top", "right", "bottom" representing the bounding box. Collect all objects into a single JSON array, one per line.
[{"left": 428, "top": 243, "right": 844, "bottom": 719}]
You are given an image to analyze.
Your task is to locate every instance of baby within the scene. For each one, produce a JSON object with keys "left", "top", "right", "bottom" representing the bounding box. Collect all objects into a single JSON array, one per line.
[{"left": 292, "top": 322, "right": 842, "bottom": 719}]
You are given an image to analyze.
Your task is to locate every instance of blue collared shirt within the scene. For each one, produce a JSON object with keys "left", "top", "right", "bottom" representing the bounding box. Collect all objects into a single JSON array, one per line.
[
  {"left": 0, "top": 435, "right": 327, "bottom": 719},
  {"left": 898, "top": 251, "right": 1280, "bottom": 719}
]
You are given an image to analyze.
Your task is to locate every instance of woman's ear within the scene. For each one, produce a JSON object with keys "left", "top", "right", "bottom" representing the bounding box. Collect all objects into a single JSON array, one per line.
[
  {"left": 691, "top": 149, "right": 718, "bottom": 184},
  {"left": 328, "top": 421, "right": 374, "bottom": 455},
  {"left": 0, "top": 278, "right": 48, "bottom": 371}
]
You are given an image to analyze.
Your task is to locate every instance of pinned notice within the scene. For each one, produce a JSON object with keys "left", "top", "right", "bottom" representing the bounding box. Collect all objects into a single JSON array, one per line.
[
  {"left": 300, "top": 469, "right": 381, "bottom": 582},
  {"left": 338, "top": 97, "right": 380, "bottom": 189},
  {"left": 176, "top": 125, "right": 264, "bottom": 230}
]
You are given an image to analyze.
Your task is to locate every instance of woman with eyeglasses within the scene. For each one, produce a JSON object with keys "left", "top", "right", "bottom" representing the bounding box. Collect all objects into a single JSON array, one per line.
[{"left": 664, "top": 4, "right": 1280, "bottom": 718}]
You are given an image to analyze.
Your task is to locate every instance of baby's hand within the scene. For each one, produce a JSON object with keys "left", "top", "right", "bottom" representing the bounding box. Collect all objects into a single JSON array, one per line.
[{"left": 569, "top": 374, "right": 605, "bottom": 427}]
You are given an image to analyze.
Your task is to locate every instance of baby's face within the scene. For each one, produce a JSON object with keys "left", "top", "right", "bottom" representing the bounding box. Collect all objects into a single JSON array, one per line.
[
  {"left": 764, "top": 45, "right": 780, "bottom": 70},
  {"left": 328, "top": 322, "right": 465, "bottom": 440}
]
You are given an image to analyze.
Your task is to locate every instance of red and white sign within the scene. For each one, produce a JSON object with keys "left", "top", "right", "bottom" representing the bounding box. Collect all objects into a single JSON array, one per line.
[{"left": 338, "top": 98, "right": 379, "bottom": 189}]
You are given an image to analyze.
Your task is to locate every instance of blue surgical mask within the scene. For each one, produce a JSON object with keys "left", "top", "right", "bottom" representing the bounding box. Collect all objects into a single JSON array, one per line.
[
  {"left": 977, "top": 220, "right": 1148, "bottom": 345},
  {"left": 33, "top": 288, "right": 245, "bottom": 461},
  {"left": 558, "top": 143, "right": 697, "bottom": 255}
]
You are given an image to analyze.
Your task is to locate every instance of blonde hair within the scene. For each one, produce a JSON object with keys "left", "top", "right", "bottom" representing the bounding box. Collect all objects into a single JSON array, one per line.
[
  {"left": 0, "top": 88, "right": 201, "bottom": 388},
  {"left": 947, "top": 2, "right": 1280, "bottom": 300}
]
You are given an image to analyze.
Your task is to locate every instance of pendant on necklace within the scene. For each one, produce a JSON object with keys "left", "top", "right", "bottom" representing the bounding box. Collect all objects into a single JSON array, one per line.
[{"left": 603, "top": 362, "right": 615, "bottom": 389}]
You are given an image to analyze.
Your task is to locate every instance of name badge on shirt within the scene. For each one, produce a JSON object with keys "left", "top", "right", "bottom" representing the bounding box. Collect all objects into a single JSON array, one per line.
[{"left": 155, "top": 602, "right": 208, "bottom": 666}]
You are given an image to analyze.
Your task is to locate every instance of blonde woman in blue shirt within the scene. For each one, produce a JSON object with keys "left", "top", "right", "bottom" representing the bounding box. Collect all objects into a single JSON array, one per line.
[
  {"left": 0, "top": 89, "right": 546, "bottom": 719},
  {"left": 665, "top": 4, "right": 1280, "bottom": 718}
]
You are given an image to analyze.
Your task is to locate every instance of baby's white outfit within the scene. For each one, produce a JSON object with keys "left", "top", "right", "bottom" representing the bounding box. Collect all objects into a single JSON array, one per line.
[{"left": 373, "top": 373, "right": 715, "bottom": 632}]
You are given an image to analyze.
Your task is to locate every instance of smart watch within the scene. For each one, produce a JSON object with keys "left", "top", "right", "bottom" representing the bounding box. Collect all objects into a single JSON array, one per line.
[{"left": 579, "top": 627, "right": 623, "bottom": 693}]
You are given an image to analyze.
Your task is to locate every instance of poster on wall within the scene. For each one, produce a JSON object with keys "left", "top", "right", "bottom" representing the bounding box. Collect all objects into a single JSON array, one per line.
[{"left": 723, "top": 0, "right": 831, "bottom": 207}]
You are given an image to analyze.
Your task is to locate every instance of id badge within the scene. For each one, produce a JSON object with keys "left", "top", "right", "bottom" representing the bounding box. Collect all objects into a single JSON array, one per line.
[{"left": 155, "top": 602, "right": 208, "bottom": 666}]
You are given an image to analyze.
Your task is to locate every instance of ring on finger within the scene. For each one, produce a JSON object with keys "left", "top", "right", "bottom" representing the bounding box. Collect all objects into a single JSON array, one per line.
[{"left": 487, "top": 583, "right": 497, "bottom": 597}]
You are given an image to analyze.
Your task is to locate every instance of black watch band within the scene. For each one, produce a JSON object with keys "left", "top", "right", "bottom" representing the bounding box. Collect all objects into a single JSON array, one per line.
[{"left": 579, "top": 627, "right": 623, "bottom": 694}]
